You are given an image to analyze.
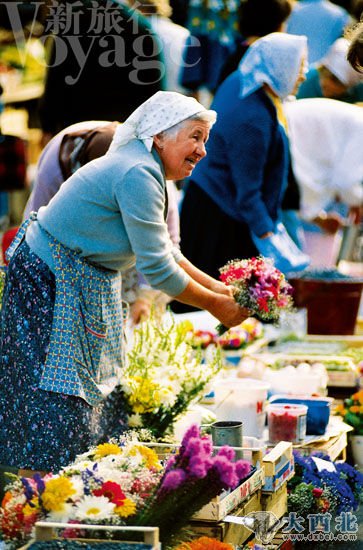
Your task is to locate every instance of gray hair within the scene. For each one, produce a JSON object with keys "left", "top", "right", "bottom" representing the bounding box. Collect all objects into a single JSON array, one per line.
[{"left": 158, "top": 111, "right": 217, "bottom": 141}]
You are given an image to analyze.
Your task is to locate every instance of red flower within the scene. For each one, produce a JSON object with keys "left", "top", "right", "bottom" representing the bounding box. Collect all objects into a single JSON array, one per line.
[
  {"left": 257, "top": 297, "right": 269, "bottom": 312},
  {"left": 312, "top": 488, "right": 323, "bottom": 498},
  {"left": 93, "top": 481, "right": 126, "bottom": 506}
]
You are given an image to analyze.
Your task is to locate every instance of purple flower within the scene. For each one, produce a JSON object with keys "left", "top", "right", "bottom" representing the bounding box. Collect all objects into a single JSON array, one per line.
[
  {"left": 164, "top": 455, "right": 176, "bottom": 473},
  {"left": 235, "top": 459, "right": 251, "bottom": 480},
  {"left": 161, "top": 469, "right": 187, "bottom": 491},
  {"left": 188, "top": 455, "right": 209, "bottom": 479},
  {"left": 181, "top": 424, "right": 200, "bottom": 447},
  {"left": 201, "top": 436, "right": 213, "bottom": 454},
  {"left": 184, "top": 437, "right": 204, "bottom": 457},
  {"left": 216, "top": 446, "right": 235, "bottom": 461},
  {"left": 212, "top": 456, "right": 238, "bottom": 489}
]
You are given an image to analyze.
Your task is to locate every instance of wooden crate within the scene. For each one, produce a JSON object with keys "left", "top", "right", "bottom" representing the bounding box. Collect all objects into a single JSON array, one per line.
[
  {"left": 190, "top": 491, "right": 262, "bottom": 546},
  {"left": 297, "top": 428, "right": 350, "bottom": 461},
  {"left": 20, "top": 523, "right": 160, "bottom": 550},
  {"left": 192, "top": 466, "right": 265, "bottom": 521},
  {"left": 262, "top": 442, "right": 294, "bottom": 493},
  {"left": 261, "top": 484, "right": 288, "bottom": 520}
]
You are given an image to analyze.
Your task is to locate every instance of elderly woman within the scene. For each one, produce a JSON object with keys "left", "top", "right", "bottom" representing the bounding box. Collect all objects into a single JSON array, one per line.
[
  {"left": 22, "top": 120, "right": 181, "bottom": 324},
  {"left": 178, "top": 33, "right": 307, "bottom": 283},
  {"left": 0, "top": 92, "right": 249, "bottom": 475}
]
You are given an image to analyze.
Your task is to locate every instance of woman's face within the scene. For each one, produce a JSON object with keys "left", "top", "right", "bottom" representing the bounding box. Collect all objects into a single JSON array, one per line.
[
  {"left": 320, "top": 67, "right": 347, "bottom": 98},
  {"left": 154, "top": 120, "right": 210, "bottom": 180}
]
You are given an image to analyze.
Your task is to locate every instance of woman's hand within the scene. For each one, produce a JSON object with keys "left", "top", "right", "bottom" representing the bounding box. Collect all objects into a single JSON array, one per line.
[
  {"left": 130, "top": 298, "right": 152, "bottom": 325},
  {"left": 209, "top": 280, "right": 234, "bottom": 297},
  {"left": 209, "top": 294, "right": 251, "bottom": 328}
]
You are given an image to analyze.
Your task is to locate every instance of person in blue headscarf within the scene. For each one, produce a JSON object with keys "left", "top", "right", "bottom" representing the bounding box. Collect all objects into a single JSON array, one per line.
[{"left": 177, "top": 32, "right": 307, "bottom": 289}]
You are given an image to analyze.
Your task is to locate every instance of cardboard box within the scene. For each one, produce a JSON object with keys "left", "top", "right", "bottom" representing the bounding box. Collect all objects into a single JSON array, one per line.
[{"left": 262, "top": 442, "right": 294, "bottom": 493}]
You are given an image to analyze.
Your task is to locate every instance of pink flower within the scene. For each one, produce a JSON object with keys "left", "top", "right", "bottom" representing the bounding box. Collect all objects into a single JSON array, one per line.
[
  {"left": 235, "top": 460, "right": 251, "bottom": 479},
  {"left": 216, "top": 446, "right": 235, "bottom": 461},
  {"left": 160, "top": 469, "right": 186, "bottom": 491}
]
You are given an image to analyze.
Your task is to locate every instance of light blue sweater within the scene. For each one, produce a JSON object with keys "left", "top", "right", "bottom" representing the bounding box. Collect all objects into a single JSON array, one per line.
[{"left": 26, "top": 139, "right": 189, "bottom": 297}]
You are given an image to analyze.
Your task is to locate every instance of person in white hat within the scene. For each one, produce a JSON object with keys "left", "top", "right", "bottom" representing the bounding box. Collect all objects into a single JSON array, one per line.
[
  {"left": 0, "top": 91, "right": 250, "bottom": 476},
  {"left": 297, "top": 38, "right": 363, "bottom": 102}
]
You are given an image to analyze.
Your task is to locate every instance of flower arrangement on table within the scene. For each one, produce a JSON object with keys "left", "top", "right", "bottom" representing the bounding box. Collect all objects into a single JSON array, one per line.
[
  {"left": 335, "top": 390, "right": 363, "bottom": 435},
  {"left": 219, "top": 256, "right": 294, "bottom": 328},
  {"left": 121, "top": 316, "right": 221, "bottom": 439},
  {"left": 0, "top": 438, "right": 163, "bottom": 548},
  {"left": 0, "top": 427, "right": 251, "bottom": 549},
  {"left": 287, "top": 451, "right": 363, "bottom": 517},
  {"left": 190, "top": 319, "right": 263, "bottom": 351}
]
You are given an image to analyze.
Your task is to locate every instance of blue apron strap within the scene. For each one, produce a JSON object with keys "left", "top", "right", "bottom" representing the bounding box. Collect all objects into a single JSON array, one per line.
[{"left": 5, "top": 211, "right": 38, "bottom": 263}]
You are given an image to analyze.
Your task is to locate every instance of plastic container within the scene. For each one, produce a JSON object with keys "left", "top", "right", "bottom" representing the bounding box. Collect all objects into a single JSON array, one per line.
[
  {"left": 267, "top": 403, "right": 307, "bottom": 443},
  {"left": 213, "top": 378, "right": 270, "bottom": 438},
  {"left": 269, "top": 395, "right": 332, "bottom": 435},
  {"left": 263, "top": 367, "right": 326, "bottom": 396},
  {"left": 288, "top": 277, "right": 363, "bottom": 335}
]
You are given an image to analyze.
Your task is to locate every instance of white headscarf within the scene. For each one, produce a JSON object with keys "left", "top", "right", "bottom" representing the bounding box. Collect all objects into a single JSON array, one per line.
[
  {"left": 322, "top": 38, "right": 363, "bottom": 87},
  {"left": 109, "top": 91, "right": 214, "bottom": 153},
  {"left": 285, "top": 98, "right": 363, "bottom": 220},
  {"left": 238, "top": 32, "right": 308, "bottom": 99}
]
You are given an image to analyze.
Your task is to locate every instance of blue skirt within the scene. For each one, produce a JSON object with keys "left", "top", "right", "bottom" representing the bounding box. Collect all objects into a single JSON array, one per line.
[{"left": 0, "top": 241, "right": 126, "bottom": 472}]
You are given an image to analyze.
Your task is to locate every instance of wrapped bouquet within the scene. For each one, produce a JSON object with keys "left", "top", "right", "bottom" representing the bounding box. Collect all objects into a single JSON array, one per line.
[{"left": 219, "top": 256, "right": 294, "bottom": 325}]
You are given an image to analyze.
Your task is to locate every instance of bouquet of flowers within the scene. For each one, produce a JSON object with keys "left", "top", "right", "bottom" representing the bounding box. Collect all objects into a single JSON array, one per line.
[
  {"left": 0, "top": 438, "right": 163, "bottom": 548},
  {"left": 335, "top": 390, "right": 363, "bottom": 435},
  {"left": 288, "top": 451, "right": 363, "bottom": 517},
  {"left": 0, "top": 428, "right": 251, "bottom": 549},
  {"left": 219, "top": 256, "right": 294, "bottom": 326},
  {"left": 121, "top": 316, "right": 221, "bottom": 438},
  {"left": 135, "top": 425, "right": 251, "bottom": 546}
]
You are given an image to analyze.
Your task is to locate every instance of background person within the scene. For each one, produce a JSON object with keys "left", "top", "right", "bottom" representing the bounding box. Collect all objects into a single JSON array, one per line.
[
  {"left": 217, "top": 0, "right": 293, "bottom": 87},
  {"left": 177, "top": 33, "right": 307, "bottom": 288},
  {"left": 347, "top": 20, "right": 363, "bottom": 72},
  {"left": 297, "top": 37, "right": 363, "bottom": 101},
  {"left": 285, "top": 97, "right": 363, "bottom": 266}
]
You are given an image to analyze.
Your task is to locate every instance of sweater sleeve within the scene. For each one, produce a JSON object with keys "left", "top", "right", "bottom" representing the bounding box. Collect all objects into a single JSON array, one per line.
[
  {"left": 115, "top": 163, "right": 190, "bottom": 296},
  {"left": 226, "top": 121, "right": 276, "bottom": 236}
]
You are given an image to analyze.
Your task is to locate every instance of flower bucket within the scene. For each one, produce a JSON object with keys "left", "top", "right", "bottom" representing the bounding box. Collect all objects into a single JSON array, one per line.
[
  {"left": 350, "top": 435, "right": 363, "bottom": 467},
  {"left": 213, "top": 378, "right": 270, "bottom": 438},
  {"left": 288, "top": 276, "right": 363, "bottom": 335}
]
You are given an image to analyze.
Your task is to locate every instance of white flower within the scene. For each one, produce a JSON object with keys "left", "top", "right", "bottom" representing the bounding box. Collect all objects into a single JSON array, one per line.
[
  {"left": 128, "top": 413, "right": 143, "bottom": 428},
  {"left": 74, "top": 495, "right": 115, "bottom": 521},
  {"left": 47, "top": 502, "right": 74, "bottom": 523}
]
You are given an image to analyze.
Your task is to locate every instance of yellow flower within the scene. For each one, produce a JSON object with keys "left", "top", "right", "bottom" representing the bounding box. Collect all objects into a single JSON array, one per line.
[
  {"left": 114, "top": 498, "right": 136, "bottom": 518},
  {"left": 94, "top": 443, "right": 122, "bottom": 459},
  {"left": 23, "top": 497, "right": 40, "bottom": 517},
  {"left": 42, "top": 477, "right": 76, "bottom": 512},
  {"left": 349, "top": 405, "right": 360, "bottom": 414},
  {"left": 129, "top": 445, "right": 162, "bottom": 470},
  {"left": 335, "top": 404, "right": 347, "bottom": 416}
]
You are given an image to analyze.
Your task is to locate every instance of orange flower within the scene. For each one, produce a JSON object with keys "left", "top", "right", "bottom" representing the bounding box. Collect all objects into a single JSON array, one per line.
[
  {"left": 349, "top": 405, "right": 361, "bottom": 414},
  {"left": 176, "top": 537, "right": 234, "bottom": 550}
]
